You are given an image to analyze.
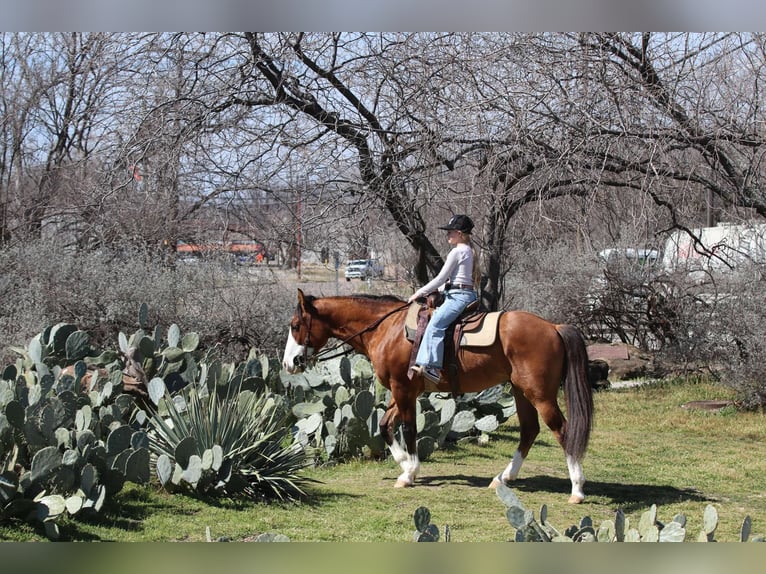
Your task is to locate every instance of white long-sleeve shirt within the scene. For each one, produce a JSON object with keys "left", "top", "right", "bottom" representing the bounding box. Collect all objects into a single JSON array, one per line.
[{"left": 415, "top": 243, "right": 474, "bottom": 298}]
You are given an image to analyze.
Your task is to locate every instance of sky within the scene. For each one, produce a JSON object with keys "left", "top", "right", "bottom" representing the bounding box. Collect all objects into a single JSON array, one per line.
[{"left": 1, "top": 0, "right": 764, "bottom": 31}]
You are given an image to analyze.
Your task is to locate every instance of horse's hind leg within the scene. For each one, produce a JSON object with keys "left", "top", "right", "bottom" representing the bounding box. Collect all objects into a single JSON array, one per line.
[
  {"left": 491, "top": 388, "right": 539, "bottom": 487},
  {"left": 564, "top": 453, "right": 586, "bottom": 504},
  {"left": 491, "top": 384, "right": 585, "bottom": 503},
  {"left": 527, "top": 395, "right": 587, "bottom": 504},
  {"left": 536, "top": 401, "right": 586, "bottom": 504}
]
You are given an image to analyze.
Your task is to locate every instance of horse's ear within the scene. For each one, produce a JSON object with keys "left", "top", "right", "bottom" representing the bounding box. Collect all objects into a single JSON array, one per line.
[{"left": 297, "top": 288, "right": 306, "bottom": 310}]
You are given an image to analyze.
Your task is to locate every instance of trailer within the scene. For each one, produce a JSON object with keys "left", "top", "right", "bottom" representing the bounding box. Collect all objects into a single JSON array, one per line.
[{"left": 661, "top": 222, "right": 766, "bottom": 275}]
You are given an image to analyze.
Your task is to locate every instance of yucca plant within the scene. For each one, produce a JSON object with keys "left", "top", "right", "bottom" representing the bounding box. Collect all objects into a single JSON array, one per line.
[{"left": 147, "top": 380, "right": 314, "bottom": 502}]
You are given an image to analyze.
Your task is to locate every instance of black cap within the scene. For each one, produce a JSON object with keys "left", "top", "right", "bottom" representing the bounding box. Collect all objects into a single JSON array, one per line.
[{"left": 438, "top": 214, "right": 474, "bottom": 233}]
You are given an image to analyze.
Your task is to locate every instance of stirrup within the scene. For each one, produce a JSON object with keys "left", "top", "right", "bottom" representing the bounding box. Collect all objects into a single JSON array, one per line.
[{"left": 413, "top": 365, "right": 441, "bottom": 384}]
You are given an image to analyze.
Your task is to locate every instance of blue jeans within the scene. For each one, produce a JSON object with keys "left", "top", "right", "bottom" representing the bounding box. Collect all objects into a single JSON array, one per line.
[{"left": 415, "top": 289, "right": 478, "bottom": 369}]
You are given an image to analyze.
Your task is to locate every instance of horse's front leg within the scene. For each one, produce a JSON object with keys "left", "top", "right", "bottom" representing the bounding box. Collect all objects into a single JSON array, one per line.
[
  {"left": 379, "top": 398, "right": 406, "bottom": 464},
  {"left": 386, "top": 384, "right": 420, "bottom": 488}
]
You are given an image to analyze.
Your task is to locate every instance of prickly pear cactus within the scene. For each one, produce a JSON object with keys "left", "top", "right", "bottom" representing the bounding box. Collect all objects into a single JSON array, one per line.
[
  {"left": 0, "top": 311, "right": 170, "bottom": 538},
  {"left": 0, "top": 332, "right": 149, "bottom": 539},
  {"left": 413, "top": 506, "right": 440, "bottom": 542},
  {"left": 283, "top": 352, "right": 516, "bottom": 463},
  {"left": 495, "top": 486, "right": 763, "bottom": 543}
]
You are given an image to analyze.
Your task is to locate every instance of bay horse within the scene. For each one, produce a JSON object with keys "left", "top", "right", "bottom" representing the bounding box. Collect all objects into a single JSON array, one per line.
[{"left": 282, "top": 289, "right": 594, "bottom": 503}]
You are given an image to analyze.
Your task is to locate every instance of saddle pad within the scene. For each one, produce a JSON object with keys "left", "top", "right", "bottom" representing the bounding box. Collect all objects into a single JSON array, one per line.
[
  {"left": 404, "top": 302, "right": 502, "bottom": 347},
  {"left": 459, "top": 311, "right": 501, "bottom": 347}
]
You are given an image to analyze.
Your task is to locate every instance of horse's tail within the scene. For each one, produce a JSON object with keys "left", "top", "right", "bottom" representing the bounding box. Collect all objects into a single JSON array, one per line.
[{"left": 556, "top": 324, "right": 594, "bottom": 462}]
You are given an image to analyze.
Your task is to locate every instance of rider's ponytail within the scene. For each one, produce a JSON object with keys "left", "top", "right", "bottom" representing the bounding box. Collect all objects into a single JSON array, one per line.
[{"left": 463, "top": 232, "right": 481, "bottom": 290}]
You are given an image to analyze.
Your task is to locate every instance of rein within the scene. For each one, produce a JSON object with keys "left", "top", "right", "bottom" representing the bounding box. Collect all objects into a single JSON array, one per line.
[{"left": 308, "top": 301, "right": 411, "bottom": 364}]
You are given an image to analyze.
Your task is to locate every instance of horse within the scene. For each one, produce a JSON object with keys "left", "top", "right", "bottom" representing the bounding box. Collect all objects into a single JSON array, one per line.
[{"left": 281, "top": 289, "right": 594, "bottom": 503}]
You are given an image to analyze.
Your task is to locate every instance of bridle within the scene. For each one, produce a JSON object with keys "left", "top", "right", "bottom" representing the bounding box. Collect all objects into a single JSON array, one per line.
[{"left": 294, "top": 301, "right": 410, "bottom": 367}]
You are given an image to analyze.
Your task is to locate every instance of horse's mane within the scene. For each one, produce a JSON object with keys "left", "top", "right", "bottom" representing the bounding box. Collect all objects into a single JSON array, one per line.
[
  {"left": 299, "top": 293, "right": 404, "bottom": 314},
  {"left": 348, "top": 293, "right": 404, "bottom": 303}
]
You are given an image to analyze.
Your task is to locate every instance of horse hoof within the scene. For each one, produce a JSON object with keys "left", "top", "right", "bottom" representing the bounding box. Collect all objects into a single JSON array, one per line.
[
  {"left": 568, "top": 495, "right": 584, "bottom": 504},
  {"left": 394, "top": 479, "right": 413, "bottom": 488},
  {"left": 488, "top": 477, "right": 503, "bottom": 489}
]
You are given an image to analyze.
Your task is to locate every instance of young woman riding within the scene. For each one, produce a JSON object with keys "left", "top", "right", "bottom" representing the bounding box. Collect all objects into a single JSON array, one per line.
[{"left": 407, "top": 214, "right": 480, "bottom": 383}]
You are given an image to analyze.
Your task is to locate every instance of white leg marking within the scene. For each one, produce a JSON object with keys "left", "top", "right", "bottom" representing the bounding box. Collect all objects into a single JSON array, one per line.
[
  {"left": 566, "top": 454, "right": 586, "bottom": 503},
  {"left": 389, "top": 438, "right": 408, "bottom": 464},
  {"left": 490, "top": 450, "right": 525, "bottom": 488},
  {"left": 394, "top": 452, "right": 420, "bottom": 488},
  {"left": 501, "top": 450, "right": 525, "bottom": 483}
]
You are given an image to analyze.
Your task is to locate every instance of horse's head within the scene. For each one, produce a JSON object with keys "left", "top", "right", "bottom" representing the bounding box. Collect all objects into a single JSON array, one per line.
[{"left": 282, "top": 289, "right": 330, "bottom": 373}]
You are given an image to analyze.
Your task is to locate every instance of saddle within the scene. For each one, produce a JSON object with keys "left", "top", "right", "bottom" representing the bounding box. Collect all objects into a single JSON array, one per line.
[{"left": 405, "top": 294, "right": 503, "bottom": 396}]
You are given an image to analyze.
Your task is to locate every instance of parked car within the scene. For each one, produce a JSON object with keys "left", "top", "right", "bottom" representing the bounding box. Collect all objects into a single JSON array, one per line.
[
  {"left": 344, "top": 259, "right": 384, "bottom": 281},
  {"left": 598, "top": 247, "right": 659, "bottom": 267}
]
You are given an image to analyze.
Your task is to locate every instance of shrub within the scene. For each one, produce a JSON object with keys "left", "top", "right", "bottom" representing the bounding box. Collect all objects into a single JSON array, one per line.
[
  {"left": 0, "top": 239, "right": 294, "bottom": 365},
  {"left": 514, "top": 242, "right": 766, "bottom": 409},
  {"left": 502, "top": 242, "right": 597, "bottom": 325},
  {"left": 662, "top": 265, "right": 766, "bottom": 410}
]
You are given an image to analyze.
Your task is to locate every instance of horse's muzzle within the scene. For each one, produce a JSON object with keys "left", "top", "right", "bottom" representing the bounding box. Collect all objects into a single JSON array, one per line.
[{"left": 283, "top": 355, "right": 307, "bottom": 373}]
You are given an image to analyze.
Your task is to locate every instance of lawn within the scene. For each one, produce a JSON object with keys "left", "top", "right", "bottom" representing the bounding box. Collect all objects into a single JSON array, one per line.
[{"left": 2, "top": 377, "right": 764, "bottom": 542}]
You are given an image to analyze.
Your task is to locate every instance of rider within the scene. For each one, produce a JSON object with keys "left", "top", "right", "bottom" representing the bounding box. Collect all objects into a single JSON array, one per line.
[{"left": 408, "top": 214, "right": 479, "bottom": 383}]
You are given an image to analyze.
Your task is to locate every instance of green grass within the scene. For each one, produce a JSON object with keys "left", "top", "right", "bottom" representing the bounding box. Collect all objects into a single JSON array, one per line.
[{"left": 2, "top": 378, "right": 765, "bottom": 542}]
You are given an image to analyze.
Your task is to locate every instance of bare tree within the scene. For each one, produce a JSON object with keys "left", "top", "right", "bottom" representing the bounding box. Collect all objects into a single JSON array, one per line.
[
  {"left": 569, "top": 33, "right": 766, "bottom": 228},
  {"left": 4, "top": 32, "right": 766, "bottom": 310}
]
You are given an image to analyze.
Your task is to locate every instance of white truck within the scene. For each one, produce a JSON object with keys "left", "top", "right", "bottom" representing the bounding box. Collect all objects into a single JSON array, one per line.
[{"left": 344, "top": 259, "right": 384, "bottom": 281}]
